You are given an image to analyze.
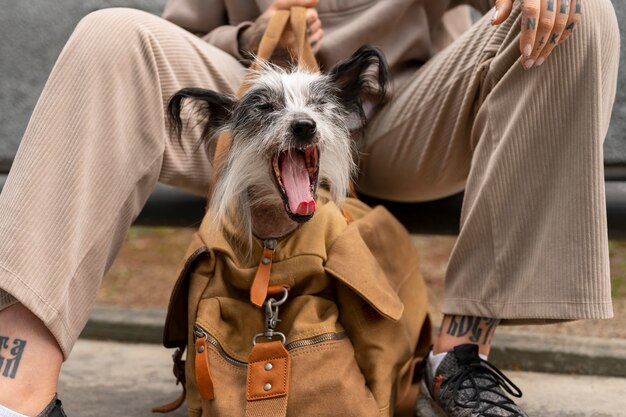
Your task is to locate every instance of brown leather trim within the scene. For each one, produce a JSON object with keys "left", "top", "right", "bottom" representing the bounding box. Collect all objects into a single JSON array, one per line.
[
  {"left": 246, "top": 341, "right": 291, "bottom": 401},
  {"left": 267, "top": 284, "right": 290, "bottom": 297},
  {"left": 151, "top": 384, "right": 186, "bottom": 413},
  {"left": 195, "top": 337, "right": 215, "bottom": 401},
  {"left": 250, "top": 247, "right": 274, "bottom": 308}
]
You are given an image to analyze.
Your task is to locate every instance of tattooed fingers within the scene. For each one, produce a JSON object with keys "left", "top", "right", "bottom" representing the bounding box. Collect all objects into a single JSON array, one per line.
[
  {"left": 493, "top": 0, "right": 583, "bottom": 70},
  {"left": 559, "top": 0, "right": 582, "bottom": 44},
  {"left": 520, "top": 0, "right": 553, "bottom": 68},
  {"left": 522, "top": 0, "right": 583, "bottom": 68},
  {"left": 534, "top": 0, "right": 571, "bottom": 66}
]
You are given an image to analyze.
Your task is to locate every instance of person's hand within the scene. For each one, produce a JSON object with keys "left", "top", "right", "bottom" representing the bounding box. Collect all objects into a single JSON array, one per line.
[
  {"left": 492, "top": 0, "right": 582, "bottom": 69},
  {"left": 238, "top": 0, "right": 324, "bottom": 60}
]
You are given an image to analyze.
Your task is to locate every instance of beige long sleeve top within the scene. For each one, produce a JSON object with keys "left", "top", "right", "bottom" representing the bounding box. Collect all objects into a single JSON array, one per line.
[{"left": 162, "top": 0, "right": 493, "bottom": 92}]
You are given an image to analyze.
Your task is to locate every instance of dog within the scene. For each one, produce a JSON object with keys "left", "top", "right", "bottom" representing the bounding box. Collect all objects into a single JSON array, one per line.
[
  {"left": 168, "top": 45, "right": 389, "bottom": 253},
  {"left": 160, "top": 47, "right": 429, "bottom": 417}
]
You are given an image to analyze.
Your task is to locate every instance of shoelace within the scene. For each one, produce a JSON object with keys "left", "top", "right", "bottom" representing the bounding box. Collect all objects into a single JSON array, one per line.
[{"left": 439, "top": 357, "right": 524, "bottom": 417}]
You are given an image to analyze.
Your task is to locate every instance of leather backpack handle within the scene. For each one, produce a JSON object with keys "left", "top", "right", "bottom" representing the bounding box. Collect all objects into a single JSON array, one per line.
[
  {"left": 241, "top": 7, "right": 319, "bottom": 93},
  {"left": 288, "top": 6, "right": 318, "bottom": 72}
]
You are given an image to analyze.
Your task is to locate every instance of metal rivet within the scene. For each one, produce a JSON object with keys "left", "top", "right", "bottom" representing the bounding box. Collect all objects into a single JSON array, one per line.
[
  {"left": 264, "top": 363, "right": 273, "bottom": 371},
  {"left": 263, "top": 383, "right": 272, "bottom": 391},
  {"left": 197, "top": 345, "right": 205, "bottom": 353},
  {"left": 261, "top": 257, "right": 270, "bottom": 265}
]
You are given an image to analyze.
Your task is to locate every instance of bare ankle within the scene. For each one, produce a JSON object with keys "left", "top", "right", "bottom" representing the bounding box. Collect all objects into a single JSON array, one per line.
[
  {"left": 0, "top": 303, "right": 62, "bottom": 416},
  {"left": 433, "top": 315, "right": 499, "bottom": 357}
]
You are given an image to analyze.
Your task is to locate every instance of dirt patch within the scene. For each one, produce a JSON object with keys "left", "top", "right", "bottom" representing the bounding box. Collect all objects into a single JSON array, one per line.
[{"left": 98, "top": 228, "right": 626, "bottom": 339}]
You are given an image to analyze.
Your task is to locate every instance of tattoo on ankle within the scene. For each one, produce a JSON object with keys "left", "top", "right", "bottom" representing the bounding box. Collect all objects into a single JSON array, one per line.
[
  {"left": 445, "top": 316, "right": 500, "bottom": 345},
  {"left": 0, "top": 336, "right": 27, "bottom": 379}
]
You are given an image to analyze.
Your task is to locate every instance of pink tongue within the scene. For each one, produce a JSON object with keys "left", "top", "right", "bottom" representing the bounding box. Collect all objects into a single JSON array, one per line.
[{"left": 280, "top": 152, "right": 316, "bottom": 216}]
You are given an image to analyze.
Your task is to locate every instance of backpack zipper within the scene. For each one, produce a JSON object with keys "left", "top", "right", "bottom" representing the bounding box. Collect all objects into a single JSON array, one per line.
[
  {"left": 285, "top": 332, "right": 347, "bottom": 350},
  {"left": 194, "top": 327, "right": 247, "bottom": 368},
  {"left": 193, "top": 325, "right": 347, "bottom": 368}
]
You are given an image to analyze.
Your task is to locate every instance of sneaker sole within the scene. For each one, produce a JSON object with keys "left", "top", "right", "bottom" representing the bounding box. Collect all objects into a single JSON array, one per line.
[{"left": 414, "top": 380, "right": 447, "bottom": 417}]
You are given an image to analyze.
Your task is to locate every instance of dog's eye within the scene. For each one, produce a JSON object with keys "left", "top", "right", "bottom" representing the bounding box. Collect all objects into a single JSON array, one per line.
[
  {"left": 258, "top": 103, "right": 275, "bottom": 112},
  {"left": 311, "top": 97, "right": 329, "bottom": 107}
]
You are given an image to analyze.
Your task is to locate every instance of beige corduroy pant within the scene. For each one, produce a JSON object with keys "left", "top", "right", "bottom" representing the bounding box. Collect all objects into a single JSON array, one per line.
[{"left": 0, "top": 0, "right": 620, "bottom": 358}]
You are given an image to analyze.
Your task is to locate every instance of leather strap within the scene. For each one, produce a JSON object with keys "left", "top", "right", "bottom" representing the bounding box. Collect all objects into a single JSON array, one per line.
[
  {"left": 151, "top": 386, "right": 186, "bottom": 413},
  {"left": 289, "top": 7, "right": 318, "bottom": 72},
  {"left": 255, "top": 10, "right": 291, "bottom": 64},
  {"left": 245, "top": 341, "right": 291, "bottom": 417},
  {"left": 250, "top": 247, "right": 275, "bottom": 307},
  {"left": 194, "top": 337, "right": 215, "bottom": 401},
  {"left": 152, "top": 347, "right": 187, "bottom": 413}
]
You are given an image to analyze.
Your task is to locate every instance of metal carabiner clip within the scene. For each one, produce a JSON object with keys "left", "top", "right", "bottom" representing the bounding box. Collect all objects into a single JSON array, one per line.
[{"left": 252, "top": 287, "right": 289, "bottom": 346}]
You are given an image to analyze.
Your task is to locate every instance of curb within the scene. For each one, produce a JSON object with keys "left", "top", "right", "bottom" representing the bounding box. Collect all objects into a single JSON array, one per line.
[{"left": 81, "top": 305, "right": 626, "bottom": 378}]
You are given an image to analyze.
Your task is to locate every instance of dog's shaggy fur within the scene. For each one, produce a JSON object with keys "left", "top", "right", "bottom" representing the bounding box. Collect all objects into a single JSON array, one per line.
[{"left": 168, "top": 46, "right": 389, "bottom": 253}]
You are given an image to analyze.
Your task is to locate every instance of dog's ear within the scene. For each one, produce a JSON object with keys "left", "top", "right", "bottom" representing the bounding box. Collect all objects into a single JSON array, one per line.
[
  {"left": 327, "top": 45, "right": 389, "bottom": 122},
  {"left": 168, "top": 88, "right": 237, "bottom": 155}
]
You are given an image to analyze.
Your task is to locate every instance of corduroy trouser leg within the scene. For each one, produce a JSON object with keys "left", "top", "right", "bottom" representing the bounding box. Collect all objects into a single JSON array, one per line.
[
  {"left": 359, "top": 0, "right": 619, "bottom": 322},
  {"left": 0, "top": 0, "right": 620, "bottom": 358},
  {"left": 0, "top": 8, "right": 246, "bottom": 358}
]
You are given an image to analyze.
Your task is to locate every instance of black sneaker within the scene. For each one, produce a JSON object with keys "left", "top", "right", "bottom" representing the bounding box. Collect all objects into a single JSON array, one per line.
[
  {"left": 415, "top": 344, "right": 527, "bottom": 417},
  {"left": 36, "top": 395, "right": 67, "bottom": 417}
]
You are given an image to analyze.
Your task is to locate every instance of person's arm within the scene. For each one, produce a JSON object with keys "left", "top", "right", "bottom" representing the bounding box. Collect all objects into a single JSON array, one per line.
[
  {"left": 162, "top": 0, "right": 253, "bottom": 60},
  {"left": 163, "top": 0, "right": 323, "bottom": 63}
]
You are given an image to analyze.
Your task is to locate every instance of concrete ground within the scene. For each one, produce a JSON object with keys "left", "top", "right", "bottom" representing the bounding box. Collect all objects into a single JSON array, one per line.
[{"left": 57, "top": 339, "right": 626, "bottom": 417}]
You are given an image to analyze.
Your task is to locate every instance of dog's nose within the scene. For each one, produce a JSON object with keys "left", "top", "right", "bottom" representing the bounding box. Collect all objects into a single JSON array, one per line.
[{"left": 290, "top": 118, "right": 317, "bottom": 141}]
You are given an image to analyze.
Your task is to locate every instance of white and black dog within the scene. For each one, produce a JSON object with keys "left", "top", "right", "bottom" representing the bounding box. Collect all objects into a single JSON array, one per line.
[{"left": 168, "top": 46, "right": 388, "bottom": 251}]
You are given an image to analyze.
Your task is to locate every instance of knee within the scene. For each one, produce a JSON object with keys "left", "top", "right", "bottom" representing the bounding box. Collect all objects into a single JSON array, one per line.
[{"left": 68, "top": 8, "right": 159, "bottom": 60}]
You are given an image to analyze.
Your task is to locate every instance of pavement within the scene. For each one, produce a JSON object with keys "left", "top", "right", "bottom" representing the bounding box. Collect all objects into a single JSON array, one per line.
[
  {"left": 58, "top": 339, "right": 626, "bottom": 417},
  {"left": 82, "top": 305, "right": 626, "bottom": 377}
]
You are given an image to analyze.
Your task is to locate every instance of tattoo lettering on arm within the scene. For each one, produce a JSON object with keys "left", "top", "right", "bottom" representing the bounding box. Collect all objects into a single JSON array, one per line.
[
  {"left": 239, "top": 16, "right": 270, "bottom": 55},
  {"left": 239, "top": 15, "right": 295, "bottom": 66},
  {"left": 0, "top": 336, "right": 27, "bottom": 379}
]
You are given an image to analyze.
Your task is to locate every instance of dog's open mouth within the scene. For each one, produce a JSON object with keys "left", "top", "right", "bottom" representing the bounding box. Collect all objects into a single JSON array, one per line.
[{"left": 272, "top": 145, "right": 319, "bottom": 222}]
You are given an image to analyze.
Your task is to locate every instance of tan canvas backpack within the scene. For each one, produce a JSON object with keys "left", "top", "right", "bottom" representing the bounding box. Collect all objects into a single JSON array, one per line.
[{"left": 156, "top": 8, "right": 431, "bottom": 417}]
